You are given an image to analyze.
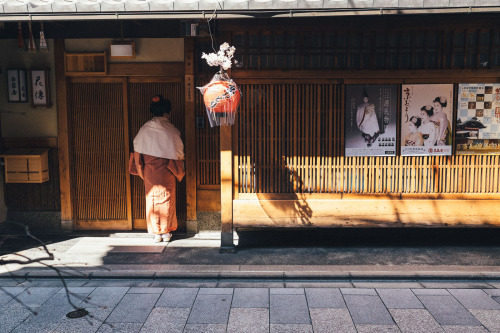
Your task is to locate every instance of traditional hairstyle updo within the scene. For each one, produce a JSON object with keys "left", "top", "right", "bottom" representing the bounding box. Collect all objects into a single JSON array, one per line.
[
  {"left": 410, "top": 116, "right": 422, "bottom": 128},
  {"left": 433, "top": 96, "right": 447, "bottom": 108},
  {"left": 421, "top": 105, "right": 434, "bottom": 117},
  {"left": 150, "top": 94, "right": 171, "bottom": 117}
]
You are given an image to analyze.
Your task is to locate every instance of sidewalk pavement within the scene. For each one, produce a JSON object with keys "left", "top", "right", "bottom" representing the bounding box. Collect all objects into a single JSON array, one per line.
[
  {"left": 2, "top": 279, "right": 500, "bottom": 332},
  {"left": 3, "top": 228, "right": 500, "bottom": 281},
  {"left": 3, "top": 228, "right": 500, "bottom": 332}
]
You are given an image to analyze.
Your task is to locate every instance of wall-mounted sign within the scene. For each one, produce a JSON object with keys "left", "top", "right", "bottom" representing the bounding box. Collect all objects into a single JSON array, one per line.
[
  {"left": 6, "top": 69, "right": 28, "bottom": 103},
  {"left": 345, "top": 85, "right": 398, "bottom": 156},
  {"left": 30, "top": 69, "right": 51, "bottom": 107},
  {"left": 456, "top": 83, "right": 500, "bottom": 155},
  {"left": 401, "top": 84, "right": 453, "bottom": 156}
]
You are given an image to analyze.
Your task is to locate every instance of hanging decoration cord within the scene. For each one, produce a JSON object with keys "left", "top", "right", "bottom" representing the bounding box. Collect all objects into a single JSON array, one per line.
[{"left": 205, "top": 1, "right": 224, "bottom": 53}]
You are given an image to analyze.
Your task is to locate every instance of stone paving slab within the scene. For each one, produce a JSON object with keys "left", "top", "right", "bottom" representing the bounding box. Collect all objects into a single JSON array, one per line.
[
  {"left": 140, "top": 307, "right": 190, "bottom": 333},
  {"left": 377, "top": 289, "right": 424, "bottom": 309},
  {"left": 270, "top": 324, "right": 313, "bottom": 333},
  {"left": 96, "top": 323, "right": 143, "bottom": 333},
  {"left": 270, "top": 294, "right": 310, "bottom": 324},
  {"left": 469, "top": 309, "right": 500, "bottom": 332},
  {"left": 344, "top": 295, "right": 395, "bottom": 325},
  {"left": 232, "top": 288, "right": 269, "bottom": 308},
  {"left": 309, "top": 308, "right": 356, "bottom": 333},
  {"left": 417, "top": 295, "right": 482, "bottom": 326},
  {"left": 156, "top": 287, "right": 198, "bottom": 308},
  {"left": 4, "top": 283, "right": 500, "bottom": 332},
  {"left": 106, "top": 293, "right": 160, "bottom": 323},
  {"left": 389, "top": 309, "right": 443, "bottom": 333},
  {"left": 441, "top": 325, "right": 489, "bottom": 333},
  {"left": 448, "top": 288, "right": 500, "bottom": 310},
  {"left": 227, "top": 308, "right": 269, "bottom": 333},
  {"left": 356, "top": 324, "right": 401, "bottom": 332},
  {"left": 305, "top": 288, "right": 345, "bottom": 308},
  {"left": 187, "top": 294, "right": 233, "bottom": 324}
]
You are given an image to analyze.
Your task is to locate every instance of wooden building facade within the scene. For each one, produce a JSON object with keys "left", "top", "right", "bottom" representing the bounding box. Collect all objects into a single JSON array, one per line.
[{"left": 1, "top": 12, "right": 500, "bottom": 245}]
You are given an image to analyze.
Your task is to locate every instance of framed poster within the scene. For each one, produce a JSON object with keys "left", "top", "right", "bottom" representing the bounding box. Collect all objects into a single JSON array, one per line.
[
  {"left": 30, "top": 69, "right": 51, "bottom": 107},
  {"left": 401, "top": 84, "right": 453, "bottom": 156},
  {"left": 456, "top": 84, "right": 500, "bottom": 154},
  {"left": 6, "top": 69, "right": 28, "bottom": 103},
  {"left": 345, "top": 85, "right": 397, "bottom": 156}
]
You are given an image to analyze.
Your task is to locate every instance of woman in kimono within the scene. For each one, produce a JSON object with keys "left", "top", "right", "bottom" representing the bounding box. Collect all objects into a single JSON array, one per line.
[
  {"left": 418, "top": 105, "right": 438, "bottom": 147},
  {"left": 431, "top": 96, "right": 450, "bottom": 146},
  {"left": 356, "top": 94, "right": 380, "bottom": 146},
  {"left": 403, "top": 116, "right": 424, "bottom": 146},
  {"left": 130, "top": 95, "right": 185, "bottom": 243}
]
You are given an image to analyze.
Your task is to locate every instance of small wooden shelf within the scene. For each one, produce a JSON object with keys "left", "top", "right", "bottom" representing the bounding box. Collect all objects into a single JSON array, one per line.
[
  {"left": 0, "top": 148, "right": 49, "bottom": 183},
  {"left": 64, "top": 52, "right": 107, "bottom": 76}
]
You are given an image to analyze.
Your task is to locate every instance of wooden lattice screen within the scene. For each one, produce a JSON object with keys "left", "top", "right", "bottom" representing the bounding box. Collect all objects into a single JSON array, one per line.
[
  {"left": 128, "top": 80, "right": 186, "bottom": 221},
  {"left": 195, "top": 77, "right": 220, "bottom": 188},
  {"left": 69, "top": 80, "right": 128, "bottom": 221},
  {"left": 237, "top": 82, "right": 500, "bottom": 195}
]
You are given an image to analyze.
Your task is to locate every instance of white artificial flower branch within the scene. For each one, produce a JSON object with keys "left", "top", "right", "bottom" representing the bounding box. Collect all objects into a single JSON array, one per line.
[{"left": 201, "top": 42, "right": 236, "bottom": 71}]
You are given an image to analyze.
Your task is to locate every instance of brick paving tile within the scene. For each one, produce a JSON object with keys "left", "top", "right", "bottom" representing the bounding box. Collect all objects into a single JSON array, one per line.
[
  {"left": 389, "top": 309, "right": 444, "bottom": 333},
  {"left": 0, "top": 287, "right": 25, "bottom": 307},
  {"left": 232, "top": 288, "right": 269, "bottom": 308},
  {"left": 227, "top": 308, "right": 269, "bottom": 333},
  {"left": 198, "top": 288, "right": 233, "bottom": 295},
  {"left": 127, "top": 287, "right": 164, "bottom": 294},
  {"left": 412, "top": 289, "right": 450, "bottom": 296},
  {"left": 309, "top": 308, "right": 356, "bottom": 333}
]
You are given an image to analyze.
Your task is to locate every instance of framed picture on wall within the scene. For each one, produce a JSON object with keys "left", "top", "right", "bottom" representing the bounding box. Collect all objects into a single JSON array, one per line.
[
  {"left": 345, "top": 85, "right": 398, "bottom": 156},
  {"left": 400, "top": 84, "right": 454, "bottom": 156},
  {"left": 456, "top": 83, "right": 500, "bottom": 155},
  {"left": 6, "top": 69, "right": 28, "bottom": 103},
  {"left": 30, "top": 69, "right": 51, "bottom": 107}
]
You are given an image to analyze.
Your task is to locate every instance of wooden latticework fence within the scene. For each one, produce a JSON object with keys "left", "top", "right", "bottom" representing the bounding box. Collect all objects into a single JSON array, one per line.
[
  {"left": 69, "top": 80, "right": 128, "bottom": 221},
  {"left": 68, "top": 78, "right": 186, "bottom": 229},
  {"left": 235, "top": 82, "right": 500, "bottom": 195}
]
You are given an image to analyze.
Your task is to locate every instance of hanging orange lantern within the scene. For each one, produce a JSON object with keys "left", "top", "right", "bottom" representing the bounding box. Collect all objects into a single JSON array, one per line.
[{"left": 203, "top": 79, "right": 241, "bottom": 115}]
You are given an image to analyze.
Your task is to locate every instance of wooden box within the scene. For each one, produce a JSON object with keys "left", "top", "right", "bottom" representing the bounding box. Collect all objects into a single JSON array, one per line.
[
  {"left": 64, "top": 52, "right": 107, "bottom": 76},
  {"left": 0, "top": 148, "right": 49, "bottom": 183}
]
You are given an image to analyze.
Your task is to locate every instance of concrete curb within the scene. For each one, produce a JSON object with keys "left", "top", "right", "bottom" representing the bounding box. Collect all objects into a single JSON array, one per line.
[{"left": 2, "top": 269, "right": 500, "bottom": 281}]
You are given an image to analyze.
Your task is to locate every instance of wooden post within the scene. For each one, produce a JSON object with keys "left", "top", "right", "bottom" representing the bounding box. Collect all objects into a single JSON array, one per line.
[
  {"left": 184, "top": 37, "right": 197, "bottom": 233},
  {"left": 220, "top": 119, "right": 236, "bottom": 252},
  {"left": 55, "top": 39, "right": 73, "bottom": 232}
]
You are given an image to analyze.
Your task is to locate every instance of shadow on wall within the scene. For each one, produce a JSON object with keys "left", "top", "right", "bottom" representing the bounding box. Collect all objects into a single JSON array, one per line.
[{"left": 256, "top": 156, "right": 313, "bottom": 226}]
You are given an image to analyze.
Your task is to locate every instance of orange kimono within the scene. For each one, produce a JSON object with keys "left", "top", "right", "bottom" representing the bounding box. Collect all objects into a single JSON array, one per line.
[{"left": 130, "top": 152, "right": 185, "bottom": 235}]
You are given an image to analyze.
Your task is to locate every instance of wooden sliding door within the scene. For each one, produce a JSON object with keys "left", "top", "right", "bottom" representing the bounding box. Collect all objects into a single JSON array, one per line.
[{"left": 68, "top": 77, "right": 185, "bottom": 231}]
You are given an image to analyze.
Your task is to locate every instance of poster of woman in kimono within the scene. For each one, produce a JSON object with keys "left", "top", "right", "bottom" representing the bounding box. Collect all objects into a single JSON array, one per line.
[
  {"left": 401, "top": 84, "right": 453, "bottom": 156},
  {"left": 345, "top": 85, "right": 397, "bottom": 157},
  {"left": 456, "top": 84, "right": 500, "bottom": 154}
]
